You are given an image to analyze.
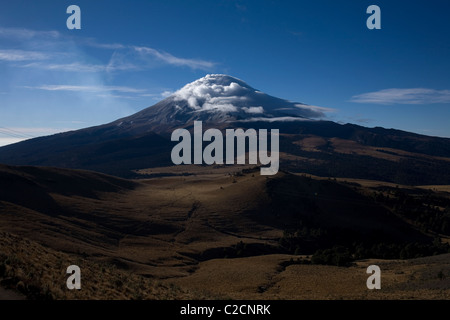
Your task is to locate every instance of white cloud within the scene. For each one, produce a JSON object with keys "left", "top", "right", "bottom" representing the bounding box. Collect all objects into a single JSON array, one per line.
[
  {"left": 96, "top": 94, "right": 139, "bottom": 100},
  {"left": 350, "top": 88, "right": 450, "bottom": 104},
  {"left": 22, "top": 84, "right": 174, "bottom": 102},
  {"left": 81, "top": 38, "right": 126, "bottom": 50},
  {"left": 171, "top": 74, "right": 330, "bottom": 119},
  {"left": 202, "top": 103, "right": 238, "bottom": 112},
  {"left": 0, "top": 127, "right": 73, "bottom": 147},
  {"left": 140, "top": 90, "right": 174, "bottom": 101},
  {"left": 23, "top": 85, "right": 147, "bottom": 94},
  {"left": 0, "top": 27, "right": 60, "bottom": 39},
  {"left": 237, "top": 117, "right": 315, "bottom": 122},
  {"left": 0, "top": 49, "right": 51, "bottom": 61},
  {"left": 53, "top": 121, "right": 87, "bottom": 124},
  {"left": 295, "top": 104, "right": 336, "bottom": 113},
  {"left": 21, "top": 62, "right": 107, "bottom": 72},
  {"left": 243, "top": 106, "right": 264, "bottom": 114},
  {"left": 0, "top": 27, "right": 216, "bottom": 73},
  {"left": 0, "top": 137, "right": 27, "bottom": 147},
  {"left": 139, "top": 93, "right": 159, "bottom": 97},
  {"left": 23, "top": 60, "right": 141, "bottom": 73},
  {"left": 134, "top": 46, "right": 215, "bottom": 70},
  {"left": 161, "top": 90, "right": 173, "bottom": 98},
  {"left": 7, "top": 127, "right": 72, "bottom": 135},
  {"left": 173, "top": 75, "right": 249, "bottom": 111},
  {"left": 173, "top": 74, "right": 335, "bottom": 120},
  {"left": 105, "top": 51, "right": 141, "bottom": 72}
]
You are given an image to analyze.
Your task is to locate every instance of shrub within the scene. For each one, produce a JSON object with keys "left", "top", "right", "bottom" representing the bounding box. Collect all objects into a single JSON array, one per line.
[{"left": 311, "top": 246, "right": 353, "bottom": 267}]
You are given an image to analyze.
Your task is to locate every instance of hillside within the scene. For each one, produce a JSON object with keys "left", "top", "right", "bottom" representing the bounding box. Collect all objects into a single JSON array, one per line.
[
  {"left": 0, "top": 232, "right": 200, "bottom": 300},
  {"left": 0, "top": 164, "right": 439, "bottom": 260},
  {"left": 1, "top": 164, "right": 449, "bottom": 299}
]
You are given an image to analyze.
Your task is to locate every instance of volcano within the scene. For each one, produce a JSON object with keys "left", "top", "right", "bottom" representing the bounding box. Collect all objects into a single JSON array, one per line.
[
  {"left": 119, "top": 74, "right": 326, "bottom": 132},
  {"left": 1, "top": 74, "right": 450, "bottom": 184}
]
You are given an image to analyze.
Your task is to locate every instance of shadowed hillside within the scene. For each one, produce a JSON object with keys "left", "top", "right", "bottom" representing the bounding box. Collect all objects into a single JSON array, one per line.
[{"left": 1, "top": 164, "right": 449, "bottom": 299}]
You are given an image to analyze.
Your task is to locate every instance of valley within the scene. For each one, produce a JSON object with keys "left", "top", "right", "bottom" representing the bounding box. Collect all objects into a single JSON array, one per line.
[{"left": 1, "top": 164, "right": 449, "bottom": 299}]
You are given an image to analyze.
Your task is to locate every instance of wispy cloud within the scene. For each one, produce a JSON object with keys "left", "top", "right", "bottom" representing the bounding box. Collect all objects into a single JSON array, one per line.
[
  {"left": 21, "top": 59, "right": 140, "bottom": 73},
  {"left": 0, "top": 49, "right": 51, "bottom": 61},
  {"left": 2, "top": 127, "right": 71, "bottom": 135},
  {"left": 23, "top": 84, "right": 147, "bottom": 94},
  {"left": 0, "top": 137, "right": 27, "bottom": 147},
  {"left": 95, "top": 94, "right": 140, "bottom": 100},
  {"left": 0, "top": 127, "right": 73, "bottom": 147},
  {"left": 81, "top": 38, "right": 126, "bottom": 50},
  {"left": 160, "top": 90, "right": 173, "bottom": 98},
  {"left": 134, "top": 46, "right": 215, "bottom": 70},
  {"left": 139, "top": 90, "right": 174, "bottom": 100},
  {"left": 21, "top": 84, "right": 174, "bottom": 102},
  {"left": 0, "top": 26, "right": 216, "bottom": 72},
  {"left": 0, "top": 27, "right": 60, "bottom": 39},
  {"left": 350, "top": 88, "right": 450, "bottom": 104},
  {"left": 21, "top": 62, "right": 107, "bottom": 72},
  {"left": 53, "top": 120, "right": 88, "bottom": 125},
  {"left": 295, "top": 104, "right": 336, "bottom": 113}
]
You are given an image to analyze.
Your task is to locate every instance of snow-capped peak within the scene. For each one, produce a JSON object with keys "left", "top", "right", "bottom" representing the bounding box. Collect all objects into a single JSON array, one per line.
[
  {"left": 172, "top": 74, "right": 255, "bottom": 113},
  {"left": 168, "top": 74, "right": 327, "bottom": 120},
  {"left": 123, "top": 74, "right": 330, "bottom": 130}
]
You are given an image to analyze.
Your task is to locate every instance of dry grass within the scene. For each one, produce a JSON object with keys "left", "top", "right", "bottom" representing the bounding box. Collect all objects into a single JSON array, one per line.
[
  {"left": 292, "top": 135, "right": 450, "bottom": 163},
  {"left": 0, "top": 232, "right": 204, "bottom": 300},
  {"left": 2, "top": 230, "right": 449, "bottom": 300},
  {"left": 293, "top": 136, "right": 327, "bottom": 152},
  {"left": 1, "top": 165, "right": 450, "bottom": 300},
  {"left": 168, "top": 254, "right": 450, "bottom": 300},
  {"left": 417, "top": 185, "right": 450, "bottom": 194}
]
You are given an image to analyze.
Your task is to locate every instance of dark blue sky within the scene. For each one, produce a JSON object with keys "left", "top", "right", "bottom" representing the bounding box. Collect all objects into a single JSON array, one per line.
[{"left": 1, "top": 0, "right": 450, "bottom": 145}]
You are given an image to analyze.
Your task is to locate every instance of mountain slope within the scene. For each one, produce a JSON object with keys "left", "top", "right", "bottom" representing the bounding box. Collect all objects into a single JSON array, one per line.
[
  {"left": 115, "top": 74, "right": 324, "bottom": 131},
  {"left": 0, "top": 165, "right": 438, "bottom": 265},
  {"left": 1, "top": 74, "right": 450, "bottom": 183},
  {"left": 1, "top": 163, "right": 449, "bottom": 300}
]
